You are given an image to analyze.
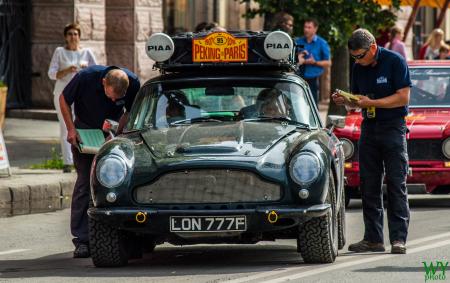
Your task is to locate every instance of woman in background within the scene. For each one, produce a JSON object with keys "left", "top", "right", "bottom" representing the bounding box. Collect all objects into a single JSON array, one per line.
[
  {"left": 48, "top": 23, "right": 97, "bottom": 173},
  {"left": 385, "top": 26, "right": 407, "bottom": 59},
  {"left": 423, "top": 28, "right": 448, "bottom": 60}
]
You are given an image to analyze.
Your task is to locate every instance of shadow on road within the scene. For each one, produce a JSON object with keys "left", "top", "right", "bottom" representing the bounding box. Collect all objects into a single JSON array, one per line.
[
  {"left": 0, "top": 245, "right": 315, "bottom": 279},
  {"left": 347, "top": 197, "right": 450, "bottom": 210}
]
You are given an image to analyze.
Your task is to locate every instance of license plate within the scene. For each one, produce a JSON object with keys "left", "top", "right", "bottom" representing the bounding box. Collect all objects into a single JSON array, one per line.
[{"left": 170, "top": 216, "right": 247, "bottom": 232}]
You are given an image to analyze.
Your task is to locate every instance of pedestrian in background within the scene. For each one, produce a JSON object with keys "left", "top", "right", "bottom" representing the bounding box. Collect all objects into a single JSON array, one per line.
[
  {"left": 295, "top": 18, "right": 331, "bottom": 105},
  {"left": 385, "top": 26, "right": 407, "bottom": 60},
  {"left": 271, "top": 12, "right": 294, "bottom": 36},
  {"left": 423, "top": 28, "right": 448, "bottom": 60},
  {"left": 435, "top": 45, "right": 450, "bottom": 60},
  {"left": 59, "top": 65, "right": 140, "bottom": 258},
  {"left": 48, "top": 23, "right": 97, "bottom": 173},
  {"left": 332, "top": 28, "right": 411, "bottom": 254}
]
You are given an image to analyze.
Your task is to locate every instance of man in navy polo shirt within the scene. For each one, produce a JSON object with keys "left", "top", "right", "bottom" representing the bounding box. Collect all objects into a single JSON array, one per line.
[
  {"left": 295, "top": 18, "right": 331, "bottom": 105},
  {"left": 332, "top": 28, "right": 411, "bottom": 254},
  {"left": 59, "top": 65, "right": 140, "bottom": 258}
]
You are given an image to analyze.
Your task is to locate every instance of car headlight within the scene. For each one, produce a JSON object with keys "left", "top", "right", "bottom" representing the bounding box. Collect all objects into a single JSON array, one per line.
[
  {"left": 96, "top": 155, "right": 127, "bottom": 188},
  {"left": 289, "top": 152, "right": 321, "bottom": 186},
  {"left": 340, "top": 138, "right": 354, "bottom": 160},
  {"left": 443, "top": 137, "right": 450, "bottom": 159}
]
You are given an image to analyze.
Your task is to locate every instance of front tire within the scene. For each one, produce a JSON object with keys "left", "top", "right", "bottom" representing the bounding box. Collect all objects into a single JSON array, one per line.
[
  {"left": 297, "top": 170, "right": 338, "bottom": 263},
  {"left": 89, "top": 217, "right": 128, "bottom": 267}
]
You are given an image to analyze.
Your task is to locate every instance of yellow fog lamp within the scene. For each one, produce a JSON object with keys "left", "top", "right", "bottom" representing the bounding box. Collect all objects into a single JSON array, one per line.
[
  {"left": 264, "top": 31, "right": 293, "bottom": 60},
  {"left": 344, "top": 162, "right": 353, "bottom": 169},
  {"left": 444, "top": 161, "right": 450, "bottom": 168},
  {"left": 145, "top": 33, "right": 175, "bottom": 62},
  {"left": 267, "top": 210, "right": 279, "bottom": 224}
]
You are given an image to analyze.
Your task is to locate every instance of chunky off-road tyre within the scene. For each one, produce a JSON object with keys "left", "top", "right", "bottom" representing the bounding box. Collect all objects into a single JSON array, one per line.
[
  {"left": 89, "top": 217, "right": 128, "bottom": 267},
  {"left": 298, "top": 171, "right": 338, "bottom": 263},
  {"left": 338, "top": 187, "right": 346, "bottom": 250}
]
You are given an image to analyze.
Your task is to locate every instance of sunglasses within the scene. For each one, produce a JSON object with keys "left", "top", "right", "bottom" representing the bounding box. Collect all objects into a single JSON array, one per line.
[{"left": 350, "top": 49, "right": 369, "bottom": 60}]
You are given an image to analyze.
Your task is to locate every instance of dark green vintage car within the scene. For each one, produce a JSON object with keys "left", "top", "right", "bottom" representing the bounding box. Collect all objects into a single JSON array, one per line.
[{"left": 87, "top": 31, "right": 346, "bottom": 267}]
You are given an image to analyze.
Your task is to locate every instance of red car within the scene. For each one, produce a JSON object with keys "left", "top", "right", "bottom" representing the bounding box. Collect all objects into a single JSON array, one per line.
[{"left": 334, "top": 60, "right": 450, "bottom": 206}]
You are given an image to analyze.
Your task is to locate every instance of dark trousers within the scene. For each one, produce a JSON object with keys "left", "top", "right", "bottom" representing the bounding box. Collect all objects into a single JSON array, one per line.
[
  {"left": 359, "top": 118, "right": 410, "bottom": 244},
  {"left": 305, "top": 77, "right": 319, "bottom": 105},
  {"left": 70, "top": 146, "right": 94, "bottom": 247}
]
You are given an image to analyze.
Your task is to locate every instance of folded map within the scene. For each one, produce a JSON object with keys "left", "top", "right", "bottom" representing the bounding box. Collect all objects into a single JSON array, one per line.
[
  {"left": 76, "top": 129, "right": 105, "bottom": 154},
  {"left": 336, "top": 89, "right": 360, "bottom": 101}
]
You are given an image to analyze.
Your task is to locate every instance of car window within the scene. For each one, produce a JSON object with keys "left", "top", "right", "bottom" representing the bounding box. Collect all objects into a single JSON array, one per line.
[
  {"left": 127, "top": 80, "right": 318, "bottom": 130},
  {"left": 410, "top": 68, "right": 450, "bottom": 107}
]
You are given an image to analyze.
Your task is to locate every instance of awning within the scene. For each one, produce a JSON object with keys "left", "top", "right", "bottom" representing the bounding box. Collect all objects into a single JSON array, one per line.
[{"left": 375, "top": 0, "right": 447, "bottom": 8}]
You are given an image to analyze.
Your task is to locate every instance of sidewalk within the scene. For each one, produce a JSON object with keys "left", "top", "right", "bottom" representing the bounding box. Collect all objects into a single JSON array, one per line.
[{"left": 1, "top": 117, "right": 75, "bottom": 217}]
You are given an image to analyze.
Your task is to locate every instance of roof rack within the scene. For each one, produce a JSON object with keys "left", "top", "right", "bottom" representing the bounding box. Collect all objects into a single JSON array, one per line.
[{"left": 146, "top": 31, "right": 297, "bottom": 73}]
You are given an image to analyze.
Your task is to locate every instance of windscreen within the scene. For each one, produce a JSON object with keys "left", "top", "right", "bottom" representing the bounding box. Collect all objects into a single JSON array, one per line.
[
  {"left": 410, "top": 67, "right": 450, "bottom": 107},
  {"left": 127, "top": 80, "right": 318, "bottom": 130}
]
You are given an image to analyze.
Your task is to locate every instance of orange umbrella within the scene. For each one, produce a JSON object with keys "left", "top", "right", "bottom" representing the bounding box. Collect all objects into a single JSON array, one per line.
[{"left": 375, "top": 0, "right": 448, "bottom": 8}]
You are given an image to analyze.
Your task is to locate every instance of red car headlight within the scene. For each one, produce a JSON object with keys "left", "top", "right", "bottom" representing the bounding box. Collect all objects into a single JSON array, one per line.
[
  {"left": 340, "top": 138, "right": 354, "bottom": 160},
  {"left": 443, "top": 137, "right": 450, "bottom": 159}
]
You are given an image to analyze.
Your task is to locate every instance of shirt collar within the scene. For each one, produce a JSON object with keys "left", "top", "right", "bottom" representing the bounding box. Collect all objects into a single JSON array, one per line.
[{"left": 370, "top": 46, "right": 381, "bottom": 67}]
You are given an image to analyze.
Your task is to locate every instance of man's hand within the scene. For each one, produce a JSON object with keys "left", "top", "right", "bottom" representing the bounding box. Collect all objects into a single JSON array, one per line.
[
  {"left": 297, "top": 52, "right": 306, "bottom": 65},
  {"left": 305, "top": 54, "right": 316, "bottom": 65},
  {"left": 331, "top": 91, "right": 359, "bottom": 108},
  {"left": 355, "top": 95, "right": 373, "bottom": 108},
  {"left": 67, "top": 128, "right": 80, "bottom": 146}
]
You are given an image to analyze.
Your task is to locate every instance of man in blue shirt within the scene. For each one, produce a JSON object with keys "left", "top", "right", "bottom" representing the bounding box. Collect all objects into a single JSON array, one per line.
[
  {"left": 59, "top": 65, "right": 140, "bottom": 258},
  {"left": 295, "top": 18, "right": 331, "bottom": 105},
  {"left": 332, "top": 29, "right": 411, "bottom": 254}
]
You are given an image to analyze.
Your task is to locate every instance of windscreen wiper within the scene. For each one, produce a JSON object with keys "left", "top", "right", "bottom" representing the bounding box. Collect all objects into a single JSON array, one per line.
[
  {"left": 169, "top": 117, "right": 222, "bottom": 126},
  {"left": 244, "top": 116, "right": 311, "bottom": 130}
]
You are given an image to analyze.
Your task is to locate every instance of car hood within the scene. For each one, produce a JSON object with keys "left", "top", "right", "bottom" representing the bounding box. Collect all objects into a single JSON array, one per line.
[
  {"left": 406, "top": 108, "right": 450, "bottom": 139},
  {"left": 140, "top": 121, "right": 298, "bottom": 158}
]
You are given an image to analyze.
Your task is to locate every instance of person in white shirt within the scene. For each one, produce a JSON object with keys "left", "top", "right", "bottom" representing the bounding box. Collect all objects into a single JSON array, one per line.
[{"left": 48, "top": 23, "right": 97, "bottom": 173}]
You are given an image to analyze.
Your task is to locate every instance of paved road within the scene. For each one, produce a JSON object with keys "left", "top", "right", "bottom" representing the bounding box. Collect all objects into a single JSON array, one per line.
[{"left": 1, "top": 196, "right": 449, "bottom": 283}]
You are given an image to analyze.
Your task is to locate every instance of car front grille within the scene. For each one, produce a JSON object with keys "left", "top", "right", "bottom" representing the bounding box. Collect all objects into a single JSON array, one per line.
[
  {"left": 350, "top": 139, "right": 444, "bottom": 161},
  {"left": 407, "top": 139, "right": 444, "bottom": 161},
  {"left": 134, "top": 169, "right": 281, "bottom": 204}
]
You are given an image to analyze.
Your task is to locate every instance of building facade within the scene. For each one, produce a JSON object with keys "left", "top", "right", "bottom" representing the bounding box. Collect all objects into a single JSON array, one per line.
[{"left": 28, "top": 0, "right": 262, "bottom": 109}]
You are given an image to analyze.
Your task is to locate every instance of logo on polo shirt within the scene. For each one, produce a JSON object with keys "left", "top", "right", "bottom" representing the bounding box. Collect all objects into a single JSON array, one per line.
[
  {"left": 115, "top": 100, "right": 125, "bottom": 106},
  {"left": 376, "top": 76, "right": 388, "bottom": 84}
]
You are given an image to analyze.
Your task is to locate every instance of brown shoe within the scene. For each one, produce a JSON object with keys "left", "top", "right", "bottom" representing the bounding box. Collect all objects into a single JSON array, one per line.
[
  {"left": 348, "top": 240, "right": 385, "bottom": 252},
  {"left": 391, "top": 241, "right": 406, "bottom": 254}
]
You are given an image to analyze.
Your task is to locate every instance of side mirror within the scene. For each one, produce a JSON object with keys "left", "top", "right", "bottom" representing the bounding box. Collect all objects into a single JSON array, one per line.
[
  {"left": 102, "top": 119, "right": 119, "bottom": 137},
  {"left": 327, "top": 115, "right": 346, "bottom": 135}
]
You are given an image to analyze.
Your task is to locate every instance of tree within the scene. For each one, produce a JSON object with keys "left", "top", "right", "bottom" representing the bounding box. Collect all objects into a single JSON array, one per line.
[{"left": 242, "top": 0, "right": 400, "bottom": 118}]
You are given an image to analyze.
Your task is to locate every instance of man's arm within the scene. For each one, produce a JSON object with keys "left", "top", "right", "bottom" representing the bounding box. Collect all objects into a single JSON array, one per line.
[
  {"left": 116, "top": 112, "right": 130, "bottom": 135},
  {"left": 314, "top": 60, "right": 331, "bottom": 68},
  {"left": 356, "top": 86, "right": 410, "bottom": 108},
  {"left": 59, "top": 94, "right": 80, "bottom": 146}
]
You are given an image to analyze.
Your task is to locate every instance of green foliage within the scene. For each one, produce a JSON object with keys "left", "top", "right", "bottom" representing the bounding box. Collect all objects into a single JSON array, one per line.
[
  {"left": 241, "top": 0, "right": 400, "bottom": 50},
  {"left": 30, "top": 147, "right": 64, "bottom": 170},
  {"left": 0, "top": 81, "right": 6, "bottom": 88}
]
